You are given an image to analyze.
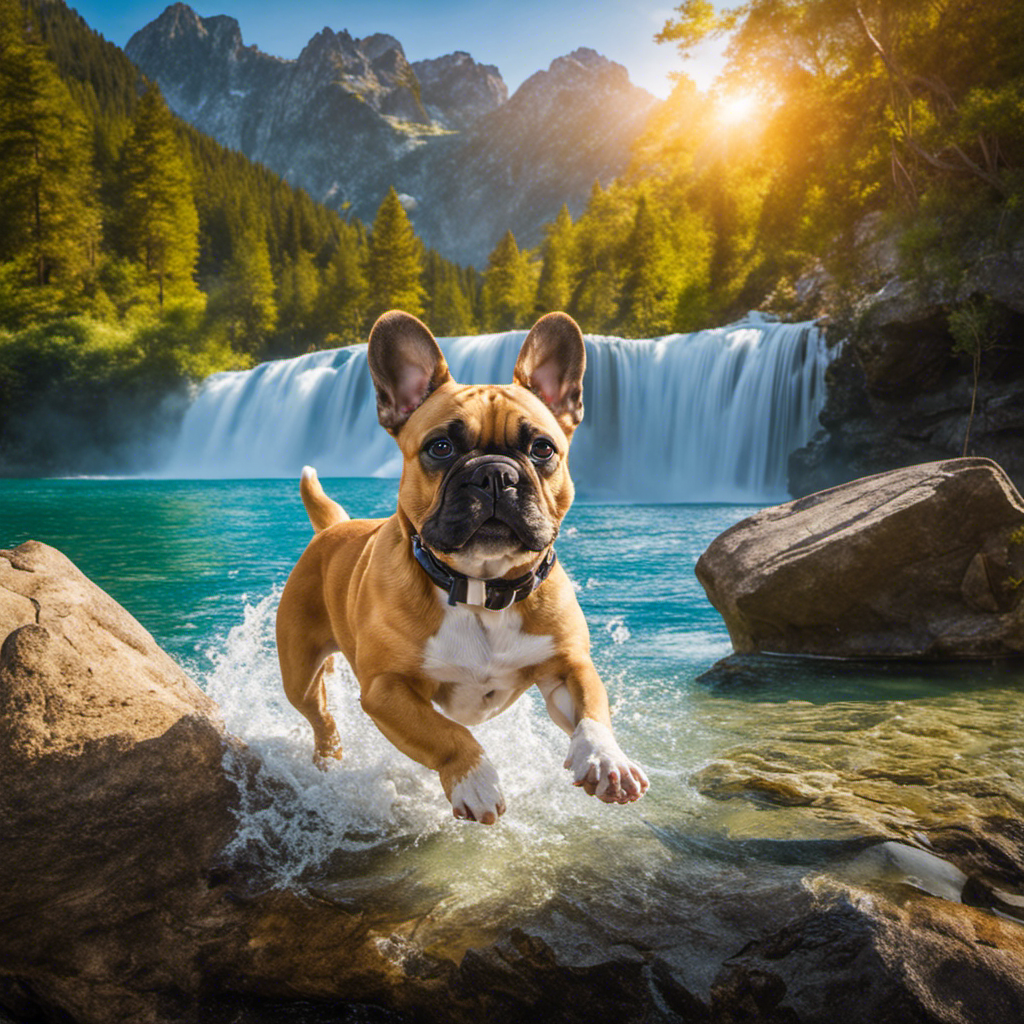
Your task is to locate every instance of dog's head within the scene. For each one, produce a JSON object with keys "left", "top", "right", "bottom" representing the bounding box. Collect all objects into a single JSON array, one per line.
[{"left": 368, "top": 309, "right": 585, "bottom": 578}]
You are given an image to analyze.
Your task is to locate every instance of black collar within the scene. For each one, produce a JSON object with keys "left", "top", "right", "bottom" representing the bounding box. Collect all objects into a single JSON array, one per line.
[{"left": 411, "top": 533, "right": 556, "bottom": 610}]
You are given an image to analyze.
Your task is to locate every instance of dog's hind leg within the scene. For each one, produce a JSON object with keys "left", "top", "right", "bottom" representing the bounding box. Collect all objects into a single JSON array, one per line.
[
  {"left": 277, "top": 545, "right": 346, "bottom": 766},
  {"left": 309, "top": 658, "right": 345, "bottom": 768},
  {"left": 276, "top": 590, "right": 344, "bottom": 766}
]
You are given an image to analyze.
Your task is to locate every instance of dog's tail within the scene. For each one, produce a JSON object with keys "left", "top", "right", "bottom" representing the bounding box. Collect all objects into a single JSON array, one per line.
[{"left": 300, "top": 466, "right": 349, "bottom": 533}]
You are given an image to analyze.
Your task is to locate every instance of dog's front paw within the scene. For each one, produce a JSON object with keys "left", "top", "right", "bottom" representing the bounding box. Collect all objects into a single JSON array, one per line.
[
  {"left": 564, "top": 719, "right": 649, "bottom": 804},
  {"left": 448, "top": 756, "right": 506, "bottom": 825}
]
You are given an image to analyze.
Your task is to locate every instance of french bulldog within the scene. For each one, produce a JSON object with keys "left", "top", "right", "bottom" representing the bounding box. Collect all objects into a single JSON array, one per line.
[{"left": 276, "top": 309, "right": 649, "bottom": 823}]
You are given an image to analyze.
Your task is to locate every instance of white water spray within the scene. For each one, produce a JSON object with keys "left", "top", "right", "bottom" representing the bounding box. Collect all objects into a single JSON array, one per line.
[
  {"left": 162, "top": 315, "right": 830, "bottom": 502},
  {"left": 203, "top": 587, "right": 664, "bottom": 890}
]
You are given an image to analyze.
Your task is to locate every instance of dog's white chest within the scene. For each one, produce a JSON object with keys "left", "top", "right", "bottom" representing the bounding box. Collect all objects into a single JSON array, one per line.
[{"left": 423, "top": 603, "right": 555, "bottom": 726}]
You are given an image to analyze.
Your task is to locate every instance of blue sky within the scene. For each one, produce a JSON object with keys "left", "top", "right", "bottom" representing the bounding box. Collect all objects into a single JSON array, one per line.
[{"left": 69, "top": 0, "right": 728, "bottom": 99}]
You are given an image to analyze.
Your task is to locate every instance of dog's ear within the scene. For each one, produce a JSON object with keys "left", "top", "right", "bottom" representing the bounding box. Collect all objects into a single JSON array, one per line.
[
  {"left": 368, "top": 310, "right": 453, "bottom": 435},
  {"left": 513, "top": 312, "right": 586, "bottom": 436}
]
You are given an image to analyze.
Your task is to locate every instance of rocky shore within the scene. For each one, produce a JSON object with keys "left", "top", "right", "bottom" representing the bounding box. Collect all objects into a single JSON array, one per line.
[
  {"left": 788, "top": 233, "right": 1024, "bottom": 498},
  {"left": 3, "top": 539, "right": 1024, "bottom": 1023}
]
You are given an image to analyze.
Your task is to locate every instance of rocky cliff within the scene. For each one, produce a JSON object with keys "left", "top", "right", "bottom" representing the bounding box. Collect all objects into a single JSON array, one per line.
[
  {"left": 126, "top": 4, "right": 657, "bottom": 266},
  {"left": 789, "top": 230, "right": 1024, "bottom": 497}
]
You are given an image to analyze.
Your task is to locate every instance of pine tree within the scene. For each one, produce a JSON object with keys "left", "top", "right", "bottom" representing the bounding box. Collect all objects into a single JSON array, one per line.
[
  {"left": 567, "top": 180, "right": 630, "bottom": 332},
  {"left": 366, "top": 187, "right": 424, "bottom": 318},
  {"left": 481, "top": 230, "right": 535, "bottom": 331},
  {"left": 0, "top": 0, "right": 99, "bottom": 314},
  {"left": 209, "top": 214, "right": 277, "bottom": 355},
  {"left": 617, "top": 194, "right": 675, "bottom": 337},
  {"left": 535, "top": 204, "right": 573, "bottom": 314},
  {"left": 423, "top": 249, "right": 475, "bottom": 336},
  {"left": 118, "top": 84, "right": 199, "bottom": 308},
  {"left": 317, "top": 230, "right": 368, "bottom": 342},
  {"left": 276, "top": 247, "right": 320, "bottom": 352}
]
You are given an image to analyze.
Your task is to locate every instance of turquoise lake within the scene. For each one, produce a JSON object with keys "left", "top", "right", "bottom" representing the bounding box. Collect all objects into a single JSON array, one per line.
[
  {"left": 0, "top": 478, "right": 744, "bottom": 683},
  {"left": 3, "top": 477, "right": 1022, "bottom": 977}
]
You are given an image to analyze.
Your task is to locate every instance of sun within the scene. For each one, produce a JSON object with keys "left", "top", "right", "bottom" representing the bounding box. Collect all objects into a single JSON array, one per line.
[{"left": 718, "top": 91, "right": 758, "bottom": 125}]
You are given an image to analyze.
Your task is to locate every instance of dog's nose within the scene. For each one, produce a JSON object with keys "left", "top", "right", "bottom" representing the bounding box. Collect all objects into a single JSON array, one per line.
[{"left": 466, "top": 458, "right": 520, "bottom": 495}]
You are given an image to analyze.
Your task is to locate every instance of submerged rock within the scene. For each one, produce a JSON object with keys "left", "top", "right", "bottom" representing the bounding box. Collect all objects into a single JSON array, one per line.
[{"left": 696, "top": 457, "right": 1024, "bottom": 659}]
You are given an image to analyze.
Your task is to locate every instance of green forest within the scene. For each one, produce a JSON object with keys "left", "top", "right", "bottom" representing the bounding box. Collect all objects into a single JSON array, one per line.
[
  {"left": 1, "top": 0, "right": 1023, "bottom": 470},
  {"left": 0, "top": 0, "right": 488, "bottom": 467},
  {"left": 537, "top": 0, "right": 1023, "bottom": 340}
]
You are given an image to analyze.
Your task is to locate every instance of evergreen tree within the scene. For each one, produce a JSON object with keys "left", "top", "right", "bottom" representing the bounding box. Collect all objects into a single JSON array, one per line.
[
  {"left": 423, "top": 249, "right": 475, "bottom": 336},
  {"left": 276, "top": 247, "right": 320, "bottom": 353},
  {"left": 535, "top": 204, "right": 574, "bottom": 314},
  {"left": 568, "top": 181, "right": 633, "bottom": 332},
  {"left": 617, "top": 194, "right": 675, "bottom": 337},
  {"left": 210, "top": 216, "right": 277, "bottom": 355},
  {"left": 481, "top": 230, "right": 535, "bottom": 331},
  {"left": 118, "top": 84, "right": 199, "bottom": 308},
  {"left": 316, "top": 230, "right": 368, "bottom": 342},
  {"left": 366, "top": 187, "right": 425, "bottom": 318},
  {"left": 0, "top": 0, "right": 99, "bottom": 317}
]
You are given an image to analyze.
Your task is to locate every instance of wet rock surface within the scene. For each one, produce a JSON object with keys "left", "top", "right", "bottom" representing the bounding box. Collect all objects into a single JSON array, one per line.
[
  {"left": 689, "top": 659, "right": 1024, "bottom": 1023},
  {"left": 3, "top": 541, "right": 1024, "bottom": 1022},
  {"left": 696, "top": 458, "right": 1024, "bottom": 659},
  {"left": 789, "top": 268, "right": 1024, "bottom": 499}
]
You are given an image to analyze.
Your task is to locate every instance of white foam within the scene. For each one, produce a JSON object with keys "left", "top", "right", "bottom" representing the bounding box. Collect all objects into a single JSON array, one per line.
[{"left": 200, "top": 589, "right": 655, "bottom": 886}]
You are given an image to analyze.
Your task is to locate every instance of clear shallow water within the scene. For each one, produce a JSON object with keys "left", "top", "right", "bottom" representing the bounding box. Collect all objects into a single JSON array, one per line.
[{"left": 3, "top": 478, "right": 1023, "bottom": 979}]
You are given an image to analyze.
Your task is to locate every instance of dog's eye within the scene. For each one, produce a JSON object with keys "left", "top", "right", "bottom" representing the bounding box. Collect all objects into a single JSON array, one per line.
[
  {"left": 529, "top": 438, "right": 556, "bottom": 463},
  {"left": 426, "top": 438, "right": 454, "bottom": 460}
]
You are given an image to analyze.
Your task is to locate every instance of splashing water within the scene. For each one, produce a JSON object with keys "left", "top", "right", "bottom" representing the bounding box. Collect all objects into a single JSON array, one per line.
[{"left": 202, "top": 583, "right": 674, "bottom": 919}]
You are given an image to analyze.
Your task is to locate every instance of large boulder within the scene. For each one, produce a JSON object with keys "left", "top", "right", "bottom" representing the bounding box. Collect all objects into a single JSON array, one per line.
[
  {"left": 696, "top": 458, "right": 1024, "bottom": 658},
  {"left": 0, "top": 541, "right": 242, "bottom": 1022}
]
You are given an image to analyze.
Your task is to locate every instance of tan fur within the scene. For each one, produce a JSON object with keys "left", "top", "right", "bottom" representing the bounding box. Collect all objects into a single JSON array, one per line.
[
  {"left": 276, "top": 311, "right": 647, "bottom": 823},
  {"left": 299, "top": 466, "right": 348, "bottom": 533}
]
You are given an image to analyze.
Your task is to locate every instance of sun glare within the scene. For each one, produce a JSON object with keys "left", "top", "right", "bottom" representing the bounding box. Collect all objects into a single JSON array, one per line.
[{"left": 718, "top": 91, "right": 758, "bottom": 125}]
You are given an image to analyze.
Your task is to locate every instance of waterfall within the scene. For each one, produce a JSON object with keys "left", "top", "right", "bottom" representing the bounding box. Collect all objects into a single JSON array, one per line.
[{"left": 161, "top": 314, "right": 831, "bottom": 502}]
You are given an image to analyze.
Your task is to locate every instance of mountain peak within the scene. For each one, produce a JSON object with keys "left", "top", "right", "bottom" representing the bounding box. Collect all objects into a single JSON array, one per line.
[
  {"left": 508, "top": 46, "right": 642, "bottom": 113},
  {"left": 138, "top": 3, "right": 242, "bottom": 51},
  {"left": 562, "top": 47, "right": 607, "bottom": 69},
  {"left": 411, "top": 50, "right": 507, "bottom": 129},
  {"left": 544, "top": 47, "right": 630, "bottom": 89},
  {"left": 359, "top": 33, "right": 405, "bottom": 61}
]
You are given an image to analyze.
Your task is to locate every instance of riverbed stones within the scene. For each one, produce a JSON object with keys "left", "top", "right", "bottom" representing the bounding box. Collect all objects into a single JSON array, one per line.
[{"left": 696, "top": 457, "right": 1024, "bottom": 658}]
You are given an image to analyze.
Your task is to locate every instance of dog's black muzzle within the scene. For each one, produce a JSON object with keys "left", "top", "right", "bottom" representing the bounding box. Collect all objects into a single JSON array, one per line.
[
  {"left": 459, "top": 454, "right": 521, "bottom": 501},
  {"left": 422, "top": 453, "right": 554, "bottom": 553}
]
